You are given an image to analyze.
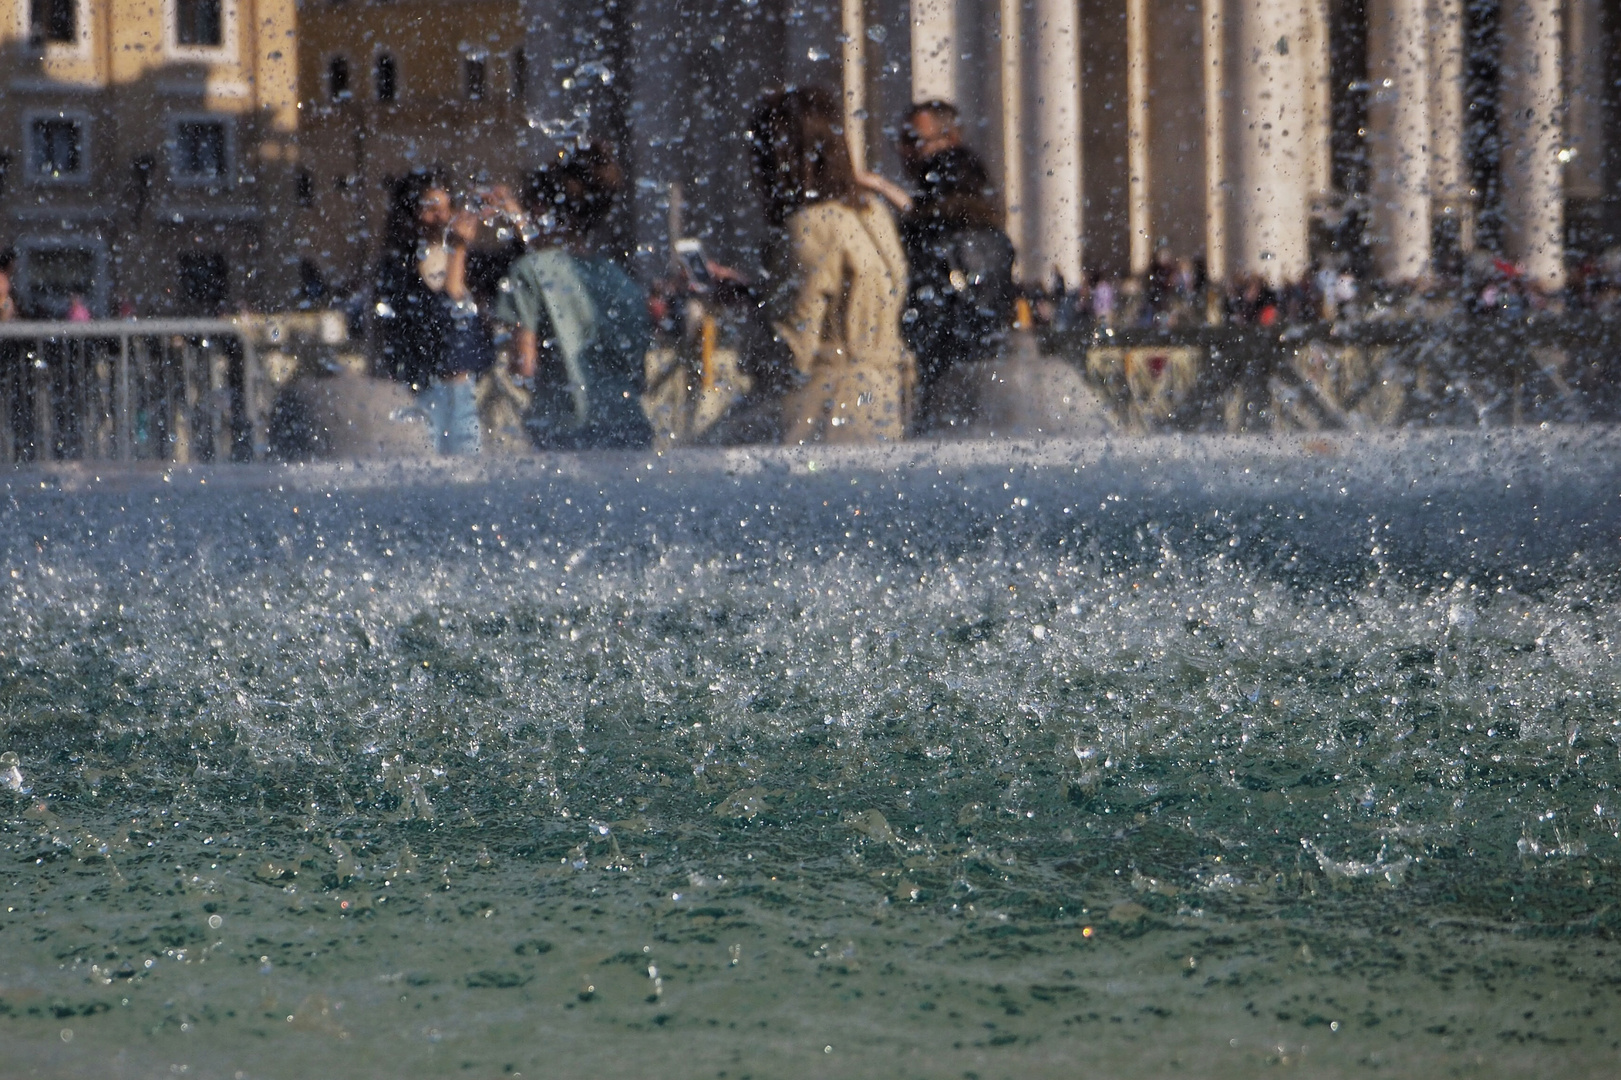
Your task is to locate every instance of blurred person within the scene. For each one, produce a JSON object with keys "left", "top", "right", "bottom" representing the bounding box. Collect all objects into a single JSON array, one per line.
[
  {"left": 374, "top": 166, "right": 494, "bottom": 456},
  {"left": 1314, "top": 260, "right": 1341, "bottom": 321},
  {"left": 1229, "top": 273, "right": 1277, "bottom": 327},
  {"left": 750, "top": 86, "right": 915, "bottom": 444},
  {"left": 880, "top": 105, "right": 1014, "bottom": 429},
  {"left": 66, "top": 293, "right": 91, "bottom": 322},
  {"left": 494, "top": 141, "right": 652, "bottom": 450},
  {"left": 1091, "top": 272, "right": 1117, "bottom": 327},
  {"left": 0, "top": 248, "right": 15, "bottom": 322},
  {"left": 1144, "top": 247, "right": 1179, "bottom": 323}
]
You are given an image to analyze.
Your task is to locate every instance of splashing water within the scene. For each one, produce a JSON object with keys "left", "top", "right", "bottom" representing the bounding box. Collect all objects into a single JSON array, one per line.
[{"left": 3, "top": 431, "right": 1620, "bottom": 1076}]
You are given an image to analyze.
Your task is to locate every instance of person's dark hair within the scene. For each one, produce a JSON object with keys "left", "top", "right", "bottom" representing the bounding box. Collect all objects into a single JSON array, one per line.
[
  {"left": 521, "top": 141, "right": 625, "bottom": 239},
  {"left": 905, "top": 99, "right": 960, "bottom": 132},
  {"left": 912, "top": 145, "right": 1002, "bottom": 229},
  {"left": 750, "top": 86, "right": 857, "bottom": 225},
  {"left": 0, "top": 247, "right": 15, "bottom": 273},
  {"left": 382, "top": 165, "right": 451, "bottom": 255}
]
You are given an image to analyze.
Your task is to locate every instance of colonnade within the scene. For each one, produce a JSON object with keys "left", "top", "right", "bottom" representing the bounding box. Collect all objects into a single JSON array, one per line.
[{"left": 522, "top": 0, "right": 1616, "bottom": 292}]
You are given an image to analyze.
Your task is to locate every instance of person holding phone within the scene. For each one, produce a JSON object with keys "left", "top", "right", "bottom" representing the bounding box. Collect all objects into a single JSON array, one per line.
[{"left": 373, "top": 167, "right": 495, "bottom": 456}]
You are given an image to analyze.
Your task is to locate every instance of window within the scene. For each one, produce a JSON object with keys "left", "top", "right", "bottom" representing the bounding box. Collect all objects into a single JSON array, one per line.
[
  {"left": 174, "top": 120, "right": 228, "bottom": 181},
  {"left": 23, "top": 246, "right": 97, "bottom": 318},
  {"left": 175, "top": 0, "right": 222, "bottom": 47},
  {"left": 375, "top": 53, "right": 397, "bottom": 102},
  {"left": 510, "top": 48, "right": 526, "bottom": 100},
  {"left": 178, "top": 252, "right": 229, "bottom": 315},
  {"left": 464, "top": 56, "right": 486, "bottom": 101},
  {"left": 29, "top": 0, "right": 76, "bottom": 44},
  {"left": 30, "top": 117, "right": 82, "bottom": 180},
  {"left": 328, "top": 55, "right": 350, "bottom": 100}
]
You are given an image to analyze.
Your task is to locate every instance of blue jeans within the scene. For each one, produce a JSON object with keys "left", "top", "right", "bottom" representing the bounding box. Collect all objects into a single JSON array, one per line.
[{"left": 420, "top": 376, "right": 481, "bottom": 457}]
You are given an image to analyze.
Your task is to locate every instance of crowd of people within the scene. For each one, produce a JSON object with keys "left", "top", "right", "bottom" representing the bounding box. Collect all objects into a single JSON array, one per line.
[
  {"left": 367, "top": 85, "right": 1621, "bottom": 457},
  {"left": 367, "top": 90, "right": 1016, "bottom": 455},
  {"left": 8, "top": 86, "right": 1621, "bottom": 457},
  {"left": 1029, "top": 242, "right": 1621, "bottom": 335}
]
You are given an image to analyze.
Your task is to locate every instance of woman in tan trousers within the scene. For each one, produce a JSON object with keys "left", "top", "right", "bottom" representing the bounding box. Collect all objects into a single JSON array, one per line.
[{"left": 750, "top": 88, "right": 916, "bottom": 444}]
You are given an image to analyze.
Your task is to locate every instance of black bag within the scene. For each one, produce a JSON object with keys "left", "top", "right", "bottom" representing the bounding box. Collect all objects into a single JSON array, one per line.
[
  {"left": 441, "top": 301, "right": 495, "bottom": 377},
  {"left": 905, "top": 224, "right": 1016, "bottom": 384}
]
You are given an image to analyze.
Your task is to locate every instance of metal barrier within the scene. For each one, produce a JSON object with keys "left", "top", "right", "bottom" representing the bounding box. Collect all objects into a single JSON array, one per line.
[
  {"left": 1053, "top": 314, "right": 1621, "bottom": 432},
  {"left": 0, "top": 318, "right": 309, "bottom": 465}
]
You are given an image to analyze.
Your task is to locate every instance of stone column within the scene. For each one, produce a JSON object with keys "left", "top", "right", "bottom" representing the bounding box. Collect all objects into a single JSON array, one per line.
[
  {"left": 999, "top": 0, "right": 1025, "bottom": 278},
  {"left": 1301, "top": 0, "right": 1332, "bottom": 204},
  {"left": 1564, "top": 0, "right": 1608, "bottom": 203},
  {"left": 1203, "top": 0, "right": 1227, "bottom": 288},
  {"left": 1232, "top": 0, "right": 1307, "bottom": 286},
  {"left": 1030, "top": 0, "right": 1083, "bottom": 286},
  {"left": 912, "top": 0, "right": 958, "bottom": 104},
  {"left": 1499, "top": 0, "right": 1563, "bottom": 290},
  {"left": 842, "top": 0, "right": 867, "bottom": 171},
  {"left": 1365, "top": 0, "right": 1431, "bottom": 282},
  {"left": 1491, "top": 0, "right": 1556, "bottom": 288},
  {"left": 626, "top": 0, "right": 686, "bottom": 278},
  {"left": 1126, "top": 0, "right": 1151, "bottom": 276},
  {"left": 1427, "top": 0, "right": 1472, "bottom": 255}
]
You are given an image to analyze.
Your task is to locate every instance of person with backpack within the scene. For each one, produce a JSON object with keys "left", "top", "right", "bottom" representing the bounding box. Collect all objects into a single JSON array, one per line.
[
  {"left": 493, "top": 142, "right": 652, "bottom": 450},
  {"left": 867, "top": 102, "right": 1016, "bottom": 433}
]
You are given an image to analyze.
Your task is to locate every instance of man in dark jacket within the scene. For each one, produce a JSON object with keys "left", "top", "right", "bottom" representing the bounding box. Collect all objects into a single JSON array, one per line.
[{"left": 893, "top": 102, "right": 1016, "bottom": 432}]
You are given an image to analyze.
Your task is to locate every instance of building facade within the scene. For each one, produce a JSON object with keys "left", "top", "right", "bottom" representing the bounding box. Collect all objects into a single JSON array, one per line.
[
  {"left": 3, "top": 1, "right": 1617, "bottom": 315},
  {"left": 293, "top": 0, "right": 527, "bottom": 297},
  {"left": 0, "top": 0, "right": 300, "bottom": 317}
]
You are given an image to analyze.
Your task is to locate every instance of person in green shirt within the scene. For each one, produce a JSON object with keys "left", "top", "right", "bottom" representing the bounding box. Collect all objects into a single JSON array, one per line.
[{"left": 494, "top": 143, "right": 652, "bottom": 450}]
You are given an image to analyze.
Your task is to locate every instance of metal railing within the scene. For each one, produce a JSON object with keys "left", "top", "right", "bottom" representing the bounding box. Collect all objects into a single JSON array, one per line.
[
  {"left": 0, "top": 319, "right": 267, "bottom": 465},
  {"left": 1052, "top": 313, "right": 1621, "bottom": 432}
]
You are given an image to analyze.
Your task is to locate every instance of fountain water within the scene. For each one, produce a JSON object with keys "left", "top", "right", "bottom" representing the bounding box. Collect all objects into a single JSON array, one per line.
[{"left": 3, "top": 430, "right": 1619, "bottom": 1076}]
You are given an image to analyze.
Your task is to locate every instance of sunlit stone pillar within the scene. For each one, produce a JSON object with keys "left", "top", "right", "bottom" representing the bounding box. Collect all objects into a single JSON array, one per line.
[
  {"left": 1203, "top": 0, "right": 1228, "bottom": 290},
  {"left": 1126, "top": 0, "right": 1151, "bottom": 276},
  {"left": 999, "top": 0, "right": 1025, "bottom": 279},
  {"left": 1232, "top": 0, "right": 1307, "bottom": 286},
  {"left": 912, "top": 0, "right": 958, "bottom": 105},
  {"left": 1427, "top": 0, "right": 1472, "bottom": 255},
  {"left": 1301, "top": 0, "right": 1332, "bottom": 205},
  {"left": 1029, "top": 0, "right": 1082, "bottom": 286},
  {"left": 626, "top": 0, "right": 685, "bottom": 277},
  {"left": 1499, "top": 0, "right": 1564, "bottom": 290},
  {"left": 842, "top": 0, "right": 868, "bottom": 171},
  {"left": 1365, "top": 0, "right": 1431, "bottom": 283},
  {"left": 1563, "top": 0, "right": 1608, "bottom": 204}
]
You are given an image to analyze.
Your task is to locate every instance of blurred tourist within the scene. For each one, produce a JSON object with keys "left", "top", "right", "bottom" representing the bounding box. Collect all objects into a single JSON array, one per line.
[
  {"left": 374, "top": 166, "right": 494, "bottom": 456},
  {"left": 0, "top": 248, "right": 15, "bottom": 322},
  {"left": 877, "top": 101, "right": 1014, "bottom": 431},
  {"left": 494, "top": 141, "right": 652, "bottom": 450},
  {"left": 750, "top": 87, "right": 915, "bottom": 444},
  {"left": 1091, "top": 272, "right": 1117, "bottom": 327}
]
